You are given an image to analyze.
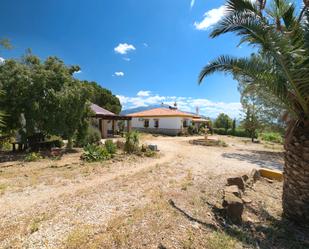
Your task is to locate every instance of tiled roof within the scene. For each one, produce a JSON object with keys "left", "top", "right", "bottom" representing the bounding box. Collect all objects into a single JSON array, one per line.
[
  {"left": 90, "top": 103, "right": 116, "bottom": 116},
  {"left": 127, "top": 108, "right": 195, "bottom": 117}
]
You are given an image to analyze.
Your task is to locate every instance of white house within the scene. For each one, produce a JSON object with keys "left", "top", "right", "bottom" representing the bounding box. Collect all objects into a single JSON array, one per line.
[{"left": 127, "top": 107, "right": 208, "bottom": 136}]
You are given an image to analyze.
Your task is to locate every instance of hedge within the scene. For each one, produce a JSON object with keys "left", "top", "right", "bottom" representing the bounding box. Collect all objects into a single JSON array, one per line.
[{"left": 212, "top": 128, "right": 257, "bottom": 139}]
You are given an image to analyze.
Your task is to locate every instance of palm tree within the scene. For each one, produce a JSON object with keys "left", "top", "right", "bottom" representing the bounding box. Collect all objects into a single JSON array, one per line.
[{"left": 198, "top": 0, "right": 309, "bottom": 226}]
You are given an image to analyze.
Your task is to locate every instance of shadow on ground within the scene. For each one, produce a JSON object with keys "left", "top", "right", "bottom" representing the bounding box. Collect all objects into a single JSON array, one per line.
[
  {"left": 222, "top": 150, "right": 284, "bottom": 171},
  {"left": 169, "top": 199, "right": 309, "bottom": 249}
]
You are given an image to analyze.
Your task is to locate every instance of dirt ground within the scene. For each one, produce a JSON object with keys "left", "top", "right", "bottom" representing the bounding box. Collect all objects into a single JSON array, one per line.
[{"left": 0, "top": 135, "right": 308, "bottom": 249}]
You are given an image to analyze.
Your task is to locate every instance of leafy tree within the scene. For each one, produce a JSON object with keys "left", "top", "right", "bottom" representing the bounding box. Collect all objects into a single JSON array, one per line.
[
  {"left": 214, "top": 113, "right": 233, "bottom": 132},
  {"left": 232, "top": 118, "right": 236, "bottom": 134},
  {"left": 198, "top": 0, "right": 309, "bottom": 224},
  {"left": 0, "top": 38, "right": 12, "bottom": 131},
  {"left": 241, "top": 103, "right": 260, "bottom": 142},
  {"left": 0, "top": 90, "right": 5, "bottom": 130},
  {"left": 0, "top": 54, "right": 90, "bottom": 147},
  {"left": 82, "top": 81, "right": 122, "bottom": 114},
  {"left": 237, "top": 72, "right": 285, "bottom": 132}
]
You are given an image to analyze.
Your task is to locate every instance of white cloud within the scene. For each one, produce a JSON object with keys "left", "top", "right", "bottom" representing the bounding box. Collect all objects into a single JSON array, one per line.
[
  {"left": 123, "top": 57, "right": 131, "bottom": 61},
  {"left": 114, "top": 71, "right": 124, "bottom": 77},
  {"left": 137, "top": 90, "right": 151, "bottom": 97},
  {"left": 190, "top": 0, "right": 195, "bottom": 8},
  {"left": 0, "top": 57, "right": 5, "bottom": 64},
  {"left": 114, "top": 43, "right": 136, "bottom": 54},
  {"left": 117, "top": 91, "right": 242, "bottom": 118},
  {"left": 194, "top": 5, "right": 226, "bottom": 30},
  {"left": 74, "top": 70, "right": 82, "bottom": 74},
  {"left": 143, "top": 43, "right": 149, "bottom": 47}
]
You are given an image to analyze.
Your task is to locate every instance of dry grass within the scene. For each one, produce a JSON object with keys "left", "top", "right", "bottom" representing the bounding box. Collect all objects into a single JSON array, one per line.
[{"left": 1, "top": 135, "right": 308, "bottom": 249}]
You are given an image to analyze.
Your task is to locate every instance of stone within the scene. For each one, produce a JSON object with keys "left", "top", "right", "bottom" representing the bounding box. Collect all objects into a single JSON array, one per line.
[
  {"left": 224, "top": 185, "right": 241, "bottom": 198},
  {"left": 148, "top": 144, "right": 158, "bottom": 151},
  {"left": 222, "top": 193, "right": 244, "bottom": 224},
  {"left": 250, "top": 169, "right": 261, "bottom": 182},
  {"left": 242, "top": 197, "right": 252, "bottom": 204},
  {"left": 227, "top": 177, "right": 245, "bottom": 191},
  {"left": 242, "top": 174, "right": 249, "bottom": 182}
]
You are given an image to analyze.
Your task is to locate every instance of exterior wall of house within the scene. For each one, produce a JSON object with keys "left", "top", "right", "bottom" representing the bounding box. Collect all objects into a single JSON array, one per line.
[{"left": 131, "top": 116, "right": 192, "bottom": 136}]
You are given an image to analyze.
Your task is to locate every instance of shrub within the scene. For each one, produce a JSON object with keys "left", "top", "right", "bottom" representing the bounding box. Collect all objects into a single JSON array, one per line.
[
  {"left": 260, "top": 132, "right": 283, "bottom": 144},
  {"left": 144, "top": 149, "right": 156, "bottom": 157},
  {"left": 24, "top": 152, "right": 43, "bottom": 162},
  {"left": 47, "top": 136, "right": 64, "bottom": 148},
  {"left": 124, "top": 131, "right": 140, "bottom": 153},
  {"left": 213, "top": 128, "right": 257, "bottom": 139},
  {"left": 0, "top": 138, "right": 12, "bottom": 151},
  {"left": 104, "top": 139, "right": 117, "bottom": 154},
  {"left": 75, "top": 126, "right": 101, "bottom": 147},
  {"left": 81, "top": 144, "right": 111, "bottom": 162},
  {"left": 116, "top": 140, "right": 125, "bottom": 150},
  {"left": 187, "top": 125, "right": 198, "bottom": 135}
]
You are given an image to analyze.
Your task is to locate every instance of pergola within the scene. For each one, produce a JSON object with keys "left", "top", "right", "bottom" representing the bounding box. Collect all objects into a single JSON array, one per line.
[{"left": 90, "top": 104, "right": 132, "bottom": 139}]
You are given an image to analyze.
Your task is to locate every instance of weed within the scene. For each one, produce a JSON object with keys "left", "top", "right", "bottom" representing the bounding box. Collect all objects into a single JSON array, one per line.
[
  {"left": 64, "top": 225, "right": 93, "bottom": 249},
  {"left": 81, "top": 144, "right": 111, "bottom": 162},
  {"left": 124, "top": 131, "right": 140, "bottom": 153},
  {"left": 0, "top": 183, "right": 7, "bottom": 195},
  {"left": 24, "top": 152, "right": 43, "bottom": 162},
  {"left": 104, "top": 139, "right": 117, "bottom": 155},
  {"left": 207, "top": 231, "right": 237, "bottom": 249}
]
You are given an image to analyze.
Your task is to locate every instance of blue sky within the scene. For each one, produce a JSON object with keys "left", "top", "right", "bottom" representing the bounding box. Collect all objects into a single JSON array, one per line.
[{"left": 0, "top": 0, "right": 302, "bottom": 118}]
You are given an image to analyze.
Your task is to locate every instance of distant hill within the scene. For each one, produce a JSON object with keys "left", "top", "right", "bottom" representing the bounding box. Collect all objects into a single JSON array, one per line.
[
  {"left": 121, "top": 105, "right": 213, "bottom": 120},
  {"left": 120, "top": 105, "right": 162, "bottom": 115}
]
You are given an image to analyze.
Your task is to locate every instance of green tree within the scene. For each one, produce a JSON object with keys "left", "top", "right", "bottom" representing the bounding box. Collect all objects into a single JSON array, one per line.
[
  {"left": 198, "top": 0, "right": 309, "bottom": 224},
  {"left": 241, "top": 104, "right": 259, "bottom": 142},
  {"left": 214, "top": 113, "right": 233, "bottom": 132},
  {"left": 0, "top": 38, "right": 12, "bottom": 131},
  {"left": 0, "top": 90, "right": 5, "bottom": 130},
  {"left": 232, "top": 118, "right": 236, "bottom": 135},
  {"left": 0, "top": 54, "right": 90, "bottom": 147},
  {"left": 82, "top": 81, "right": 122, "bottom": 114}
]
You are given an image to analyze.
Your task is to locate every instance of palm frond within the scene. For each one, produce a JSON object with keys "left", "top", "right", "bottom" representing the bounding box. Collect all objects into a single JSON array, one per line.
[
  {"left": 207, "top": 1, "right": 309, "bottom": 118},
  {"left": 198, "top": 55, "right": 301, "bottom": 117},
  {"left": 225, "top": 0, "right": 259, "bottom": 14}
]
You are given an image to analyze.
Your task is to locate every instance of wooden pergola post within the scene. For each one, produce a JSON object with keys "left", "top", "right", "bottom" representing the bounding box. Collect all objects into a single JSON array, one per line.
[
  {"left": 127, "top": 120, "right": 132, "bottom": 132},
  {"left": 100, "top": 119, "right": 108, "bottom": 138},
  {"left": 112, "top": 120, "right": 116, "bottom": 135}
]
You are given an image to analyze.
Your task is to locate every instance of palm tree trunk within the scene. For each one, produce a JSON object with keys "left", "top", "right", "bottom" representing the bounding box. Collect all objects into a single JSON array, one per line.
[{"left": 283, "top": 121, "right": 309, "bottom": 226}]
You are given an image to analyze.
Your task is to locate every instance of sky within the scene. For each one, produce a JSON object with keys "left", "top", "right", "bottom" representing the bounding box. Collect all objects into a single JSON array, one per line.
[{"left": 1, "top": 0, "right": 301, "bottom": 118}]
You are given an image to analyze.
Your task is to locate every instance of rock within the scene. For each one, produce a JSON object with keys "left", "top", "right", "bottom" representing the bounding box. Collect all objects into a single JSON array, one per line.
[
  {"left": 250, "top": 169, "right": 261, "bottom": 182},
  {"left": 242, "top": 174, "right": 249, "bottom": 182},
  {"left": 148, "top": 144, "right": 158, "bottom": 151},
  {"left": 265, "top": 178, "right": 274, "bottom": 184},
  {"left": 224, "top": 185, "right": 241, "bottom": 198},
  {"left": 242, "top": 197, "right": 252, "bottom": 204},
  {"left": 222, "top": 193, "right": 244, "bottom": 224},
  {"left": 227, "top": 177, "right": 245, "bottom": 191}
]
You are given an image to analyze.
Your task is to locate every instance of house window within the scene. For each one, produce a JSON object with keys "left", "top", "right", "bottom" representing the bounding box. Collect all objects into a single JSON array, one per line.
[
  {"left": 144, "top": 119, "right": 149, "bottom": 128},
  {"left": 154, "top": 119, "right": 159, "bottom": 128},
  {"left": 183, "top": 119, "right": 188, "bottom": 128}
]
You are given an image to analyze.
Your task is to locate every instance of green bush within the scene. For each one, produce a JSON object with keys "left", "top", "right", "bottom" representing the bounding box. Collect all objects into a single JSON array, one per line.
[
  {"left": 187, "top": 125, "right": 198, "bottom": 135},
  {"left": 124, "top": 131, "right": 140, "bottom": 153},
  {"left": 213, "top": 128, "right": 257, "bottom": 139},
  {"left": 81, "top": 144, "right": 111, "bottom": 162},
  {"left": 260, "top": 132, "right": 283, "bottom": 144},
  {"left": 104, "top": 139, "right": 117, "bottom": 154},
  {"left": 47, "top": 136, "right": 64, "bottom": 148},
  {"left": 0, "top": 138, "right": 12, "bottom": 151},
  {"left": 213, "top": 128, "right": 227, "bottom": 135},
  {"left": 75, "top": 126, "right": 101, "bottom": 147},
  {"left": 24, "top": 152, "right": 43, "bottom": 162}
]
